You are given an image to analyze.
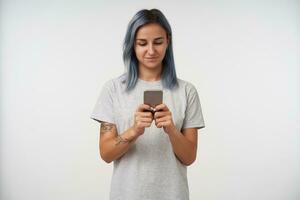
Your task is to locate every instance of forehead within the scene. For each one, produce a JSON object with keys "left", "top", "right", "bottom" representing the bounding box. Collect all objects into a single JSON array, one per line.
[{"left": 135, "top": 23, "right": 167, "bottom": 39}]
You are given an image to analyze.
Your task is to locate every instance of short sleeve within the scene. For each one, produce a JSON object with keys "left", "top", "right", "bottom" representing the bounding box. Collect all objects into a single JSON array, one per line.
[
  {"left": 90, "top": 80, "right": 115, "bottom": 124},
  {"left": 182, "top": 85, "right": 205, "bottom": 130}
]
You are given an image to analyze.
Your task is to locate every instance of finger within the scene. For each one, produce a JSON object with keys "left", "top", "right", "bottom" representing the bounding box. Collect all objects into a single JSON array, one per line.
[
  {"left": 135, "top": 115, "right": 153, "bottom": 123},
  {"left": 155, "top": 116, "right": 170, "bottom": 124},
  {"left": 154, "top": 103, "right": 169, "bottom": 112},
  {"left": 145, "top": 122, "right": 152, "bottom": 127},
  {"left": 154, "top": 111, "right": 170, "bottom": 119},
  {"left": 136, "top": 120, "right": 152, "bottom": 127},
  {"left": 140, "top": 117, "right": 153, "bottom": 123},
  {"left": 140, "top": 122, "right": 152, "bottom": 128},
  {"left": 156, "top": 122, "right": 165, "bottom": 128},
  {"left": 136, "top": 104, "right": 151, "bottom": 112},
  {"left": 136, "top": 111, "right": 153, "bottom": 118},
  {"left": 135, "top": 113, "right": 152, "bottom": 123}
]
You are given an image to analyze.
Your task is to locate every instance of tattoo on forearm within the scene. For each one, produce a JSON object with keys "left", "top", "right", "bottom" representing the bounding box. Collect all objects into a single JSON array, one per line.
[
  {"left": 114, "top": 135, "right": 130, "bottom": 146},
  {"left": 100, "top": 122, "right": 115, "bottom": 133}
]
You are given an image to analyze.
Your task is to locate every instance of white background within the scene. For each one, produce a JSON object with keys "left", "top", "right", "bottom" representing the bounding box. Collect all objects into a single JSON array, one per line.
[{"left": 1, "top": 0, "right": 299, "bottom": 199}]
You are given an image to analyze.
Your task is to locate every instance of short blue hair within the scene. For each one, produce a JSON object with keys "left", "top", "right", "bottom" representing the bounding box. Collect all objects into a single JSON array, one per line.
[{"left": 123, "top": 9, "right": 178, "bottom": 91}]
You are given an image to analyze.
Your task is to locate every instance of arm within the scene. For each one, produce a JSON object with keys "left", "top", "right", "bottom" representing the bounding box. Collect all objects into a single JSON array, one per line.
[
  {"left": 99, "top": 122, "right": 136, "bottom": 163},
  {"left": 154, "top": 104, "right": 198, "bottom": 166},
  {"left": 165, "top": 127, "right": 198, "bottom": 166},
  {"left": 99, "top": 104, "right": 153, "bottom": 163}
]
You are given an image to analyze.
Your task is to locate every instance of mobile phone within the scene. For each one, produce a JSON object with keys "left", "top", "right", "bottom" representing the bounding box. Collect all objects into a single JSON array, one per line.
[{"left": 144, "top": 90, "right": 163, "bottom": 109}]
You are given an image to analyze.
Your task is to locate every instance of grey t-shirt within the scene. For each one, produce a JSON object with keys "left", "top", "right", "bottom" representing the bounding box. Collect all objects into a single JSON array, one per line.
[{"left": 91, "top": 74, "right": 205, "bottom": 200}]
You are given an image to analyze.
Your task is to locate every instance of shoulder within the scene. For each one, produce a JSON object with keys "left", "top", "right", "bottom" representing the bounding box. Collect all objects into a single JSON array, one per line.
[
  {"left": 102, "top": 73, "right": 127, "bottom": 91},
  {"left": 176, "top": 78, "right": 198, "bottom": 94}
]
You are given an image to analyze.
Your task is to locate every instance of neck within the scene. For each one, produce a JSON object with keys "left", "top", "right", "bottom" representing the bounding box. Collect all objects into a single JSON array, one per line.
[{"left": 138, "top": 64, "right": 162, "bottom": 81}]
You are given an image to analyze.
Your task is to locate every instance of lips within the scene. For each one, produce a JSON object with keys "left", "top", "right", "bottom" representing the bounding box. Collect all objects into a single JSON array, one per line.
[{"left": 145, "top": 57, "right": 158, "bottom": 60}]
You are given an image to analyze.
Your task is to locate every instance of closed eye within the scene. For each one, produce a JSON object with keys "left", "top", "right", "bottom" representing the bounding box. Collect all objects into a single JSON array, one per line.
[
  {"left": 138, "top": 43, "right": 147, "bottom": 46},
  {"left": 137, "top": 42, "right": 163, "bottom": 46}
]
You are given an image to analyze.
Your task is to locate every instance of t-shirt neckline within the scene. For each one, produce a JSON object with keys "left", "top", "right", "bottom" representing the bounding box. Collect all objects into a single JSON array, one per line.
[{"left": 137, "top": 78, "right": 162, "bottom": 86}]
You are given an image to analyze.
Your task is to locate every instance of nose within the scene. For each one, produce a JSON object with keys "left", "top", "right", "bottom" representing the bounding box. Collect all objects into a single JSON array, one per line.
[{"left": 147, "top": 44, "right": 155, "bottom": 55}]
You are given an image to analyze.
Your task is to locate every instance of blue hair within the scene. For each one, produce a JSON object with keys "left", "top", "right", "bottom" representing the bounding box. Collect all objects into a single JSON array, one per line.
[{"left": 122, "top": 9, "right": 178, "bottom": 91}]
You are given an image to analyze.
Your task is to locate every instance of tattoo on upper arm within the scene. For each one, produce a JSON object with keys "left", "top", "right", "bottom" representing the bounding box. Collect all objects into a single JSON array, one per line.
[{"left": 100, "top": 122, "right": 115, "bottom": 134}]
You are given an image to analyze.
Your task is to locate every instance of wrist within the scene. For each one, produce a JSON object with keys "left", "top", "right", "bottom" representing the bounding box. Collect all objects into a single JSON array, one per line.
[
  {"left": 126, "top": 127, "right": 139, "bottom": 141},
  {"left": 165, "top": 124, "right": 178, "bottom": 135}
]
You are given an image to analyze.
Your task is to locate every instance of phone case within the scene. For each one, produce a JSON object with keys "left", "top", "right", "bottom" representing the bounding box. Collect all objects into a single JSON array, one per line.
[{"left": 144, "top": 90, "right": 163, "bottom": 108}]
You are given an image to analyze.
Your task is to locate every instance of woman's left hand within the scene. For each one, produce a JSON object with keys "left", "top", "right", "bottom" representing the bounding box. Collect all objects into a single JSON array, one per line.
[{"left": 153, "top": 104, "right": 176, "bottom": 134}]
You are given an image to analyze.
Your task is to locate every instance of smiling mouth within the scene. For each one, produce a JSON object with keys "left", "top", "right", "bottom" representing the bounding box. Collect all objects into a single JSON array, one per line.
[
  {"left": 145, "top": 58, "right": 158, "bottom": 62},
  {"left": 145, "top": 57, "right": 158, "bottom": 60}
]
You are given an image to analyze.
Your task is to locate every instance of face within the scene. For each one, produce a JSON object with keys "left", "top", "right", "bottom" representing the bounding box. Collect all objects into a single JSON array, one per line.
[{"left": 134, "top": 23, "right": 169, "bottom": 70}]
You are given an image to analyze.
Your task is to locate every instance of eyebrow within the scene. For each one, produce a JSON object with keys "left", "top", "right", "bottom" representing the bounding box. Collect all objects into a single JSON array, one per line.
[{"left": 136, "top": 37, "right": 164, "bottom": 41}]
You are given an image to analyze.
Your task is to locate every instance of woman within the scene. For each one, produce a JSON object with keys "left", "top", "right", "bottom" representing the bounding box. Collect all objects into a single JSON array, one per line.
[{"left": 91, "top": 8, "right": 205, "bottom": 200}]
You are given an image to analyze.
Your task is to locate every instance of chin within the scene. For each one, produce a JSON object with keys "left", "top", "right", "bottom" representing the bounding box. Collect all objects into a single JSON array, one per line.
[
  {"left": 144, "top": 64, "right": 161, "bottom": 69},
  {"left": 142, "top": 61, "right": 162, "bottom": 69}
]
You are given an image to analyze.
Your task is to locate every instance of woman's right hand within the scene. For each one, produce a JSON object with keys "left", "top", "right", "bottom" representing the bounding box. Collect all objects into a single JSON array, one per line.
[{"left": 130, "top": 104, "right": 153, "bottom": 139}]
